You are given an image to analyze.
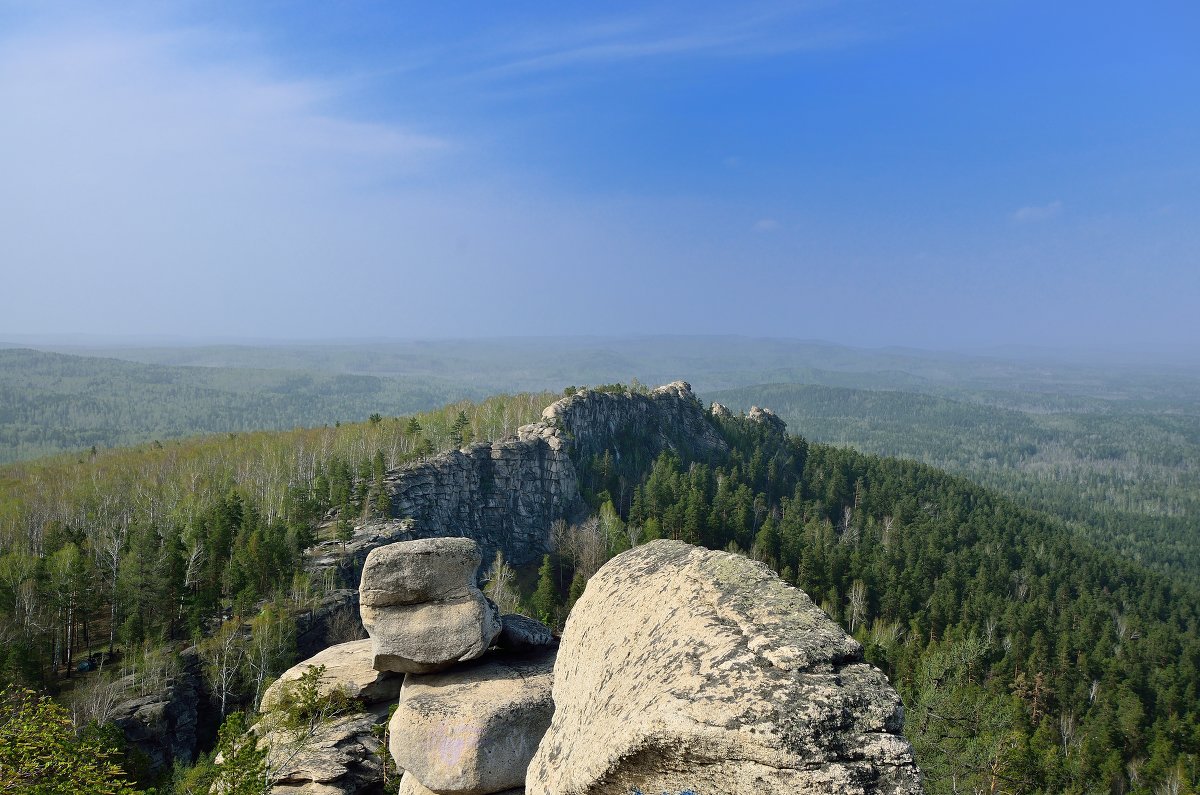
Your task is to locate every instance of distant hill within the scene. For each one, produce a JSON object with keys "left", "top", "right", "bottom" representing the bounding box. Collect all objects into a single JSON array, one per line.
[
  {"left": 706, "top": 382, "right": 1200, "bottom": 588},
  {"left": 0, "top": 348, "right": 476, "bottom": 462}
]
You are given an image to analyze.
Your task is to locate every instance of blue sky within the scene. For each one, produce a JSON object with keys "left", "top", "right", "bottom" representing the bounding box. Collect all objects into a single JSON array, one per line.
[{"left": 1, "top": 1, "right": 1197, "bottom": 350}]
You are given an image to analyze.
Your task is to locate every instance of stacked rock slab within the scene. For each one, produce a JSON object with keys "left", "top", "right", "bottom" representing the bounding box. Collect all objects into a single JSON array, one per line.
[
  {"left": 257, "top": 640, "right": 404, "bottom": 795},
  {"left": 390, "top": 648, "right": 556, "bottom": 795},
  {"left": 360, "top": 537, "right": 502, "bottom": 674},
  {"left": 526, "top": 540, "right": 923, "bottom": 795}
]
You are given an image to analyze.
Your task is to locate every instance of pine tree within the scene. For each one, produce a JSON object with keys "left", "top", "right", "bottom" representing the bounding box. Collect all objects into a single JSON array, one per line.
[{"left": 531, "top": 555, "right": 559, "bottom": 627}]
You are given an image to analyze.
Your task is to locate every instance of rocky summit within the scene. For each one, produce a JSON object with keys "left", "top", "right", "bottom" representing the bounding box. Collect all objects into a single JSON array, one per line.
[
  {"left": 525, "top": 540, "right": 923, "bottom": 795},
  {"left": 379, "top": 381, "right": 727, "bottom": 568}
]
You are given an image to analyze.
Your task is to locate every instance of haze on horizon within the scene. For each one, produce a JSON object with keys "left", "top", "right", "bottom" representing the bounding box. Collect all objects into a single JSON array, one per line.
[{"left": 2, "top": 1, "right": 1197, "bottom": 352}]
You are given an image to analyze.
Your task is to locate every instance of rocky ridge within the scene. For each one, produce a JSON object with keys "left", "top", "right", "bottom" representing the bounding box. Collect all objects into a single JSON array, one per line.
[{"left": 379, "top": 382, "right": 727, "bottom": 568}]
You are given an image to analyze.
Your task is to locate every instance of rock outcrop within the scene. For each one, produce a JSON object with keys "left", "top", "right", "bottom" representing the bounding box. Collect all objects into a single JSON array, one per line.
[
  {"left": 536, "top": 381, "right": 728, "bottom": 465},
  {"left": 257, "top": 641, "right": 403, "bottom": 795},
  {"left": 526, "top": 540, "right": 922, "bottom": 795},
  {"left": 260, "top": 639, "right": 402, "bottom": 713},
  {"left": 747, "top": 404, "right": 788, "bottom": 435},
  {"left": 262, "top": 707, "right": 390, "bottom": 795},
  {"left": 360, "top": 538, "right": 502, "bottom": 674},
  {"left": 390, "top": 648, "right": 556, "bottom": 795},
  {"left": 111, "top": 648, "right": 213, "bottom": 774},
  {"left": 496, "top": 613, "right": 557, "bottom": 651},
  {"left": 381, "top": 382, "right": 725, "bottom": 568}
]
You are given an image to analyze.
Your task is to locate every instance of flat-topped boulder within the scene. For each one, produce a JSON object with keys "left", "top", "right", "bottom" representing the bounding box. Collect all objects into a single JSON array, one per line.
[
  {"left": 260, "top": 639, "right": 401, "bottom": 713},
  {"left": 390, "top": 648, "right": 556, "bottom": 795},
  {"left": 526, "top": 540, "right": 923, "bottom": 795},
  {"left": 360, "top": 538, "right": 502, "bottom": 674}
]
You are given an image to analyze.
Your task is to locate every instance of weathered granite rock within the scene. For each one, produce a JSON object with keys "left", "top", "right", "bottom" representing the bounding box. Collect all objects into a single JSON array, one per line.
[
  {"left": 747, "top": 404, "right": 787, "bottom": 435},
  {"left": 360, "top": 538, "right": 484, "bottom": 607},
  {"left": 398, "top": 772, "right": 522, "bottom": 795},
  {"left": 360, "top": 538, "right": 502, "bottom": 674},
  {"left": 260, "top": 639, "right": 402, "bottom": 713},
  {"left": 709, "top": 401, "right": 733, "bottom": 419},
  {"left": 390, "top": 648, "right": 556, "bottom": 795},
  {"left": 260, "top": 705, "right": 389, "bottom": 795},
  {"left": 526, "top": 541, "right": 923, "bottom": 795},
  {"left": 496, "top": 614, "right": 556, "bottom": 651},
  {"left": 380, "top": 382, "right": 727, "bottom": 568}
]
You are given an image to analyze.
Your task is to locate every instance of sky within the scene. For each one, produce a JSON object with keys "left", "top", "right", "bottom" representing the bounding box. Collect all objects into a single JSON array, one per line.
[{"left": 1, "top": 1, "right": 1198, "bottom": 351}]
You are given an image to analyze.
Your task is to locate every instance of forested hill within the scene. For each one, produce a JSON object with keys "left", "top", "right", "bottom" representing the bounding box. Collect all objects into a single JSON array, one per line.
[
  {"left": 708, "top": 382, "right": 1200, "bottom": 590},
  {"left": 581, "top": 408, "right": 1200, "bottom": 795},
  {"left": 0, "top": 348, "right": 473, "bottom": 463},
  {"left": 0, "top": 384, "right": 1197, "bottom": 794}
]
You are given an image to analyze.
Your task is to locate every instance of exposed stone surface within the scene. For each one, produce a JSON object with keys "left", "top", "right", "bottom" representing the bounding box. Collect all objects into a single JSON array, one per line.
[
  {"left": 383, "top": 439, "right": 576, "bottom": 569},
  {"left": 496, "top": 614, "right": 556, "bottom": 651},
  {"left": 260, "top": 639, "right": 402, "bottom": 714},
  {"left": 398, "top": 773, "right": 522, "bottom": 795},
  {"left": 381, "top": 382, "right": 726, "bottom": 568},
  {"left": 360, "top": 538, "right": 502, "bottom": 674},
  {"left": 747, "top": 404, "right": 787, "bottom": 435},
  {"left": 398, "top": 778, "right": 520, "bottom": 795},
  {"left": 111, "top": 648, "right": 213, "bottom": 773},
  {"left": 526, "top": 540, "right": 923, "bottom": 795},
  {"left": 307, "top": 519, "right": 417, "bottom": 588},
  {"left": 390, "top": 648, "right": 556, "bottom": 795},
  {"left": 536, "top": 381, "right": 728, "bottom": 466},
  {"left": 360, "top": 538, "right": 485, "bottom": 607},
  {"left": 260, "top": 705, "right": 389, "bottom": 795},
  {"left": 709, "top": 401, "right": 733, "bottom": 419}
]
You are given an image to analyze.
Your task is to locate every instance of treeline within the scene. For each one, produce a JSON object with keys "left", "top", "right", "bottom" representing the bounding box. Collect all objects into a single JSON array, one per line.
[
  {"left": 709, "top": 383, "right": 1200, "bottom": 589},
  {"left": 0, "top": 390, "right": 554, "bottom": 693},
  {"left": 0, "top": 348, "right": 477, "bottom": 463},
  {"left": 526, "top": 411, "right": 1200, "bottom": 795}
]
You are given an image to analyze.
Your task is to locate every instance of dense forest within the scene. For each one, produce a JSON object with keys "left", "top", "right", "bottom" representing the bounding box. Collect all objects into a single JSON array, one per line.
[
  {"left": 563, "top": 409, "right": 1200, "bottom": 795},
  {"left": 0, "top": 386, "right": 1197, "bottom": 794},
  {"left": 710, "top": 383, "right": 1200, "bottom": 590}
]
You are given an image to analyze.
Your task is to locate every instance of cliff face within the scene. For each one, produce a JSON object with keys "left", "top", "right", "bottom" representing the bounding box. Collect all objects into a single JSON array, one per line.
[{"left": 382, "top": 381, "right": 725, "bottom": 567}]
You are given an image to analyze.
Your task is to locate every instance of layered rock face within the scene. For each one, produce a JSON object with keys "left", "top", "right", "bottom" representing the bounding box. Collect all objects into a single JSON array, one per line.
[
  {"left": 359, "top": 538, "right": 502, "bottom": 674},
  {"left": 526, "top": 540, "right": 922, "bottom": 795},
  {"left": 111, "top": 648, "right": 212, "bottom": 773},
  {"left": 381, "top": 381, "right": 727, "bottom": 568}
]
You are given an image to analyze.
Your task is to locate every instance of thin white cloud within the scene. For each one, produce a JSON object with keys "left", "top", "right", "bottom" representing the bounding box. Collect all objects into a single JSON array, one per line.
[
  {"left": 1012, "top": 200, "right": 1063, "bottom": 223},
  {"left": 473, "top": 5, "right": 878, "bottom": 80},
  {"left": 754, "top": 218, "right": 780, "bottom": 232}
]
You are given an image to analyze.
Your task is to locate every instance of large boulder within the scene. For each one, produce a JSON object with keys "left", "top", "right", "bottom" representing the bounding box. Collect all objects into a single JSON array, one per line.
[
  {"left": 359, "top": 538, "right": 502, "bottom": 674},
  {"left": 261, "top": 639, "right": 402, "bottom": 713},
  {"left": 526, "top": 540, "right": 923, "bottom": 795},
  {"left": 389, "top": 648, "right": 556, "bottom": 795}
]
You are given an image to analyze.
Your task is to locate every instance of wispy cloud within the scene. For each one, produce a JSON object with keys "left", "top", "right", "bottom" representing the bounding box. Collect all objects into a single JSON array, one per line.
[
  {"left": 1012, "top": 200, "right": 1063, "bottom": 223},
  {"left": 472, "top": 4, "right": 878, "bottom": 80},
  {"left": 754, "top": 218, "right": 781, "bottom": 232}
]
